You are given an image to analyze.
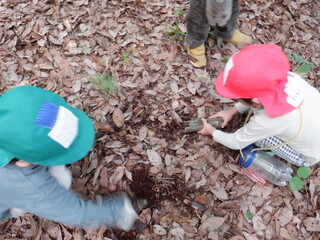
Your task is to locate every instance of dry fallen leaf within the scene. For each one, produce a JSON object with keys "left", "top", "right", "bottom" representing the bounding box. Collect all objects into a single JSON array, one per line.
[
  {"left": 278, "top": 207, "right": 293, "bottom": 227},
  {"left": 147, "top": 149, "right": 163, "bottom": 167},
  {"left": 108, "top": 166, "right": 125, "bottom": 191},
  {"left": 170, "top": 227, "right": 185, "bottom": 239},
  {"left": 303, "top": 217, "right": 320, "bottom": 232},
  {"left": 199, "top": 217, "right": 225, "bottom": 232},
  {"left": 228, "top": 236, "right": 245, "bottom": 240},
  {"left": 185, "top": 167, "right": 191, "bottom": 182},
  {"left": 187, "top": 82, "right": 201, "bottom": 95},
  {"left": 170, "top": 82, "right": 179, "bottom": 94},
  {"left": 153, "top": 224, "right": 167, "bottom": 236},
  {"left": 139, "top": 126, "right": 148, "bottom": 141},
  {"left": 112, "top": 108, "right": 125, "bottom": 127}
]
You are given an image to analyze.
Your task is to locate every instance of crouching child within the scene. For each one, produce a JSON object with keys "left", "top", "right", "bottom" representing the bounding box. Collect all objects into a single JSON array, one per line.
[
  {"left": 198, "top": 44, "right": 320, "bottom": 170},
  {"left": 0, "top": 86, "right": 137, "bottom": 231}
]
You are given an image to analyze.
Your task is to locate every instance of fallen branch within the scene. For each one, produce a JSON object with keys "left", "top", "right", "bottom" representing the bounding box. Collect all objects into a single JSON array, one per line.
[{"left": 182, "top": 118, "right": 223, "bottom": 133}]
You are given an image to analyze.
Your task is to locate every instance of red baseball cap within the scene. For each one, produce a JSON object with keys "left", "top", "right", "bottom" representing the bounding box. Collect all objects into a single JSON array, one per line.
[{"left": 215, "top": 44, "right": 304, "bottom": 117}]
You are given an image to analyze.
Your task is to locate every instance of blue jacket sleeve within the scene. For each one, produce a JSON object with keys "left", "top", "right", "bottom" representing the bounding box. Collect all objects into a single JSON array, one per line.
[{"left": 0, "top": 163, "right": 136, "bottom": 230}]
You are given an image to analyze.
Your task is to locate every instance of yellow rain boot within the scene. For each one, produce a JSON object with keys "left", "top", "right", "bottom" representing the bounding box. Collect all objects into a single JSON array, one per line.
[
  {"left": 227, "top": 30, "right": 252, "bottom": 45},
  {"left": 187, "top": 44, "right": 207, "bottom": 68}
]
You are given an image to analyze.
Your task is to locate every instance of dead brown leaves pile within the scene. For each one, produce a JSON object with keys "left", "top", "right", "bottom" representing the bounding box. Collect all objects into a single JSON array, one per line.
[{"left": 0, "top": 0, "right": 319, "bottom": 239}]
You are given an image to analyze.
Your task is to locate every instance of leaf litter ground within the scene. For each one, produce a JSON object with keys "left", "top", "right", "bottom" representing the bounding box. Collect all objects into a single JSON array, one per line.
[{"left": 0, "top": 0, "right": 319, "bottom": 239}]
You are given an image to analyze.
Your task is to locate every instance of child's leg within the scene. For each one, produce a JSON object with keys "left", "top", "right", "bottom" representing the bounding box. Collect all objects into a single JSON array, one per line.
[
  {"left": 184, "top": 0, "right": 210, "bottom": 49},
  {"left": 206, "top": 0, "right": 233, "bottom": 28},
  {"left": 215, "top": 0, "right": 239, "bottom": 40},
  {"left": 255, "top": 137, "right": 310, "bottom": 167}
]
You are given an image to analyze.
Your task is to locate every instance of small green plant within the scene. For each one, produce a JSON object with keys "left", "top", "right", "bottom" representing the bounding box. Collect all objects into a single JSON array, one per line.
[
  {"left": 245, "top": 211, "right": 253, "bottom": 221},
  {"left": 222, "top": 55, "right": 229, "bottom": 63},
  {"left": 165, "top": 24, "right": 186, "bottom": 42},
  {"left": 92, "top": 74, "right": 119, "bottom": 95},
  {"left": 289, "top": 166, "right": 311, "bottom": 191},
  {"left": 287, "top": 53, "right": 316, "bottom": 73},
  {"left": 174, "top": 7, "right": 185, "bottom": 16},
  {"left": 123, "top": 52, "right": 130, "bottom": 64},
  {"left": 164, "top": 6, "right": 185, "bottom": 42}
]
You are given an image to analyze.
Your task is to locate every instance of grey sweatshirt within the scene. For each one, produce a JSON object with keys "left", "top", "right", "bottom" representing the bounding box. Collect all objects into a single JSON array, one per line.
[{"left": 0, "top": 160, "right": 137, "bottom": 230}]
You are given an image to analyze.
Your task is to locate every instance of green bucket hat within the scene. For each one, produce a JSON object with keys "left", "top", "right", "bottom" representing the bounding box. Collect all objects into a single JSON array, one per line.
[{"left": 0, "top": 86, "right": 95, "bottom": 166}]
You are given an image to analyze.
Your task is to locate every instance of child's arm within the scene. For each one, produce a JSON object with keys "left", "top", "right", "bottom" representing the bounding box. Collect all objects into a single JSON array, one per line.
[
  {"left": 212, "top": 118, "right": 277, "bottom": 150},
  {"left": 198, "top": 102, "right": 251, "bottom": 136},
  {"left": 27, "top": 184, "right": 137, "bottom": 231},
  {"left": 0, "top": 165, "right": 137, "bottom": 231}
]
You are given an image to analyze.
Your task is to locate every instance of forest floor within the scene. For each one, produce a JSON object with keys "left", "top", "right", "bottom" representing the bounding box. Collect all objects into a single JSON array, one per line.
[{"left": 0, "top": 0, "right": 319, "bottom": 239}]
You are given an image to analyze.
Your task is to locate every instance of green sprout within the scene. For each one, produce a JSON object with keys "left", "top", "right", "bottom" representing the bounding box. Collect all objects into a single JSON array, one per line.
[
  {"left": 92, "top": 73, "right": 119, "bottom": 95},
  {"left": 289, "top": 166, "right": 311, "bottom": 191},
  {"left": 245, "top": 211, "right": 253, "bottom": 221},
  {"left": 287, "top": 53, "right": 316, "bottom": 74},
  {"left": 174, "top": 7, "right": 185, "bottom": 16},
  {"left": 222, "top": 55, "right": 229, "bottom": 63},
  {"left": 164, "top": 24, "right": 186, "bottom": 42},
  {"left": 164, "top": 6, "right": 186, "bottom": 42},
  {"left": 123, "top": 52, "right": 130, "bottom": 64}
]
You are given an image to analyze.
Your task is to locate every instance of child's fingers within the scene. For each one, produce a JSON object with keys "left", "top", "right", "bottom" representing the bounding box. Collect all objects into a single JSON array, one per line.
[
  {"left": 201, "top": 118, "right": 208, "bottom": 126},
  {"left": 209, "top": 113, "right": 220, "bottom": 118},
  {"left": 221, "top": 119, "right": 229, "bottom": 128},
  {"left": 210, "top": 113, "right": 225, "bottom": 120},
  {"left": 197, "top": 118, "right": 208, "bottom": 135},
  {"left": 209, "top": 114, "right": 227, "bottom": 128}
]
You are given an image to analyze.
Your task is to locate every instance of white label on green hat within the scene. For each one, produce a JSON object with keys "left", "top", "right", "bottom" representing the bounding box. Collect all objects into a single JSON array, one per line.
[{"left": 48, "top": 106, "right": 79, "bottom": 148}]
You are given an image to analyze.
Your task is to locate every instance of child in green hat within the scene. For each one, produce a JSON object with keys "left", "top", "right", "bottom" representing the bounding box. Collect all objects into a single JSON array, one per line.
[{"left": 0, "top": 86, "right": 137, "bottom": 231}]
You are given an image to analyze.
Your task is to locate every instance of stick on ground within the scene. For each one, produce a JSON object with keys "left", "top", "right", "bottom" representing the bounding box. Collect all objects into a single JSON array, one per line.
[{"left": 182, "top": 118, "right": 223, "bottom": 133}]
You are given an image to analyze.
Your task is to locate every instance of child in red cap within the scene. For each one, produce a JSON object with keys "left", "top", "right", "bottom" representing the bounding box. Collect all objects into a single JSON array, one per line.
[{"left": 198, "top": 44, "right": 320, "bottom": 167}]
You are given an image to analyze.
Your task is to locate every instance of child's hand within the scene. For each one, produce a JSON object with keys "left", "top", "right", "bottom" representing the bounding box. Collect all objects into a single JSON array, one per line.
[
  {"left": 198, "top": 118, "right": 216, "bottom": 136},
  {"left": 210, "top": 107, "right": 239, "bottom": 128}
]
